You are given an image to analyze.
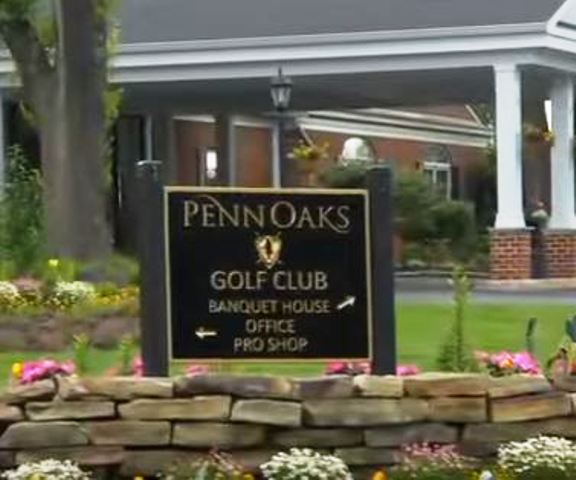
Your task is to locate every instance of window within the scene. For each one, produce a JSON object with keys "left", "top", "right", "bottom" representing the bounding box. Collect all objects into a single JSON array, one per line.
[
  {"left": 423, "top": 145, "right": 453, "bottom": 199},
  {"left": 339, "top": 137, "right": 376, "bottom": 165}
]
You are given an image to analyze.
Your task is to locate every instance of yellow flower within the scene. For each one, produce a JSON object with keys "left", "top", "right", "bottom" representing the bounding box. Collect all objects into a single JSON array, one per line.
[
  {"left": 133, "top": 476, "right": 145, "bottom": 480},
  {"left": 48, "top": 258, "right": 60, "bottom": 268},
  {"left": 242, "top": 474, "right": 255, "bottom": 480},
  {"left": 372, "top": 471, "right": 388, "bottom": 480},
  {"left": 11, "top": 362, "right": 23, "bottom": 379}
]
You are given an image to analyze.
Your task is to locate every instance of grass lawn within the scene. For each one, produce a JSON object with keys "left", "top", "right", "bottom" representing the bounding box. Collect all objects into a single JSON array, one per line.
[{"left": 0, "top": 302, "right": 573, "bottom": 385}]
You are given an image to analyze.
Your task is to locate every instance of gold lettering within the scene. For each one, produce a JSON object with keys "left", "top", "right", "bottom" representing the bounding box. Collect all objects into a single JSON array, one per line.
[
  {"left": 243, "top": 205, "right": 266, "bottom": 229},
  {"left": 183, "top": 200, "right": 199, "bottom": 227},
  {"left": 270, "top": 201, "right": 297, "bottom": 228}
]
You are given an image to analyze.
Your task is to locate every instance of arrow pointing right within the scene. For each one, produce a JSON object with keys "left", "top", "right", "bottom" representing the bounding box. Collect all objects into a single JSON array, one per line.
[{"left": 336, "top": 296, "right": 356, "bottom": 311}]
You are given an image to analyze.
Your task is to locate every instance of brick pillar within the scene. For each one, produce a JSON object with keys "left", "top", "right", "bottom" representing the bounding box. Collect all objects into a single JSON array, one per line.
[
  {"left": 490, "top": 229, "right": 532, "bottom": 280},
  {"left": 542, "top": 230, "right": 576, "bottom": 278}
]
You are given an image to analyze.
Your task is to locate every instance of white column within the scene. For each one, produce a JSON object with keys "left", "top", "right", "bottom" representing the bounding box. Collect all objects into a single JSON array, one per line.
[
  {"left": 494, "top": 64, "right": 526, "bottom": 229},
  {"left": 548, "top": 75, "right": 576, "bottom": 229}
]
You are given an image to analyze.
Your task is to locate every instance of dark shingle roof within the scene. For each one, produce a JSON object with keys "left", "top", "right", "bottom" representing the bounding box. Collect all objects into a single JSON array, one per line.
[{"left": 119, "top": 0, "right": 565, "bottom": 44}]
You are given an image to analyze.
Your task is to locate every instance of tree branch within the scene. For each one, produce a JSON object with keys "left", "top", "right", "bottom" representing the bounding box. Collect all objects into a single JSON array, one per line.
[{"left": 0, "top": 15, "right": 55, "bottom": 108}]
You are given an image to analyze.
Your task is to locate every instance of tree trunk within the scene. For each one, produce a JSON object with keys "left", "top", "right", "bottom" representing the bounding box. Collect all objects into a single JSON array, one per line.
[{"left": 39, "top": 0, "right": 110, "bottom": 260}]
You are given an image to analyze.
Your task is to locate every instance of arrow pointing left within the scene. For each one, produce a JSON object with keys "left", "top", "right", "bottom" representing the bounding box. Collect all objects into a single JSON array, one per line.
[{"left": 195, "top": 327, "right": 218, "bottom": 340}]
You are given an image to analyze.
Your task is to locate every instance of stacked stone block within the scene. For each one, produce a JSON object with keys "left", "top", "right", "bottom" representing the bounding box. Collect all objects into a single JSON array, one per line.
[{"left": 0, "top": 373, "right": 572, "bottom": 478}]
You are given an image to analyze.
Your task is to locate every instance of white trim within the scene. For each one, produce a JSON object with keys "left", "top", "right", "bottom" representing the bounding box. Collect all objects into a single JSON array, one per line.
[
  {"left": 299, "top": 116, "right": 490, "bottom": 148},
  {"left": 175, "top": 109, "right": 491, "bottom": 148},
  {"left": 308, "top": 110, "right": 490, "bottom": 136},
  {"left": 118, "top": 23, "right": 547, "bottom": 54},
  {"left": 547, "top": 0, "right": 576, "bottom": 40}
]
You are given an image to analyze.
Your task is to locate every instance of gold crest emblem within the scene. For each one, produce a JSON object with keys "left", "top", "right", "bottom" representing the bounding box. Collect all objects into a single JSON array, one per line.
[{"left": 255, "top": 233, "right": 282, "bottom": 270}]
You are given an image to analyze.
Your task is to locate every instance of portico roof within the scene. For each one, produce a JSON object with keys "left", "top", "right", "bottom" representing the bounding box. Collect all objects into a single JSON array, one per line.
[
  {"left": 119, "top": 0, "right": 565, "bottom": 43},
  {"left": 1, "top": 0, "right": 576, "bottom": 113}
]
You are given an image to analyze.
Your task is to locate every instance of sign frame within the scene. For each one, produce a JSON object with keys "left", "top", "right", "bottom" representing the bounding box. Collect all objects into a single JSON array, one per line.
[{"left": 163, "top": 186, "right": 374, "bottom": 364}]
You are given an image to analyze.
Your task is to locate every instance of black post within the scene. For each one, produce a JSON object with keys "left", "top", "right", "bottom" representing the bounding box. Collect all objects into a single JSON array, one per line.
[
  {"left": 277, "top": 115, "right": 287, "bottom": 187},
  {"left": 136, "top": 160, "right": 169, "bottom": 376},
  {"left": 366, "top": 167, "right": 397, "bottom": 375}
]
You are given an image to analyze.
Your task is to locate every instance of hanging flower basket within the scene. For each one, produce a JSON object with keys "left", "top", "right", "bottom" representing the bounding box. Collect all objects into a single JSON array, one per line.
[
  {"left": 523, "top": 123, "right": 555, "bottom": 145},
  {"left": 291, "top": 140, "right": 330, "bottom": 172}
]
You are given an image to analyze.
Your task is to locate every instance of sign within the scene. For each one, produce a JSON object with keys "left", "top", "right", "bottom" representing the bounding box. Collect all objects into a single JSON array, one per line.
[{"left": 164, "top": 187, "right": 372, "bottom": 361}]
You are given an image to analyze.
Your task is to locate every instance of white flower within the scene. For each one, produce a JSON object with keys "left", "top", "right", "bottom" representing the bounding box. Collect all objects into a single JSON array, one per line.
[
  {"left": 0, "top": 281, "right": 20, "bottom": 309},
  {"left": 498, "top": 435, "right": 576, "bottom": 475},
  {"left": 50, "top": 281, "right": 95, "bottom": 308},
  {"left": 261, "top": 448, "right": 353, "bottom": 480},
  {"left": 2, "top": 459, "right": 90, "bottom": 480}
]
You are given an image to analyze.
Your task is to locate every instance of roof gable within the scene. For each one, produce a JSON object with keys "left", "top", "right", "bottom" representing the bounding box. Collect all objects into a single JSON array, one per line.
[{"left": 119, "top": 0, "right": 566, "bottom": 44}]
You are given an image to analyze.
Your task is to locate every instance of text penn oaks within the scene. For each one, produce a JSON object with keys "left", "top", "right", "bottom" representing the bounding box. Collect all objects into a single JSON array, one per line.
[{"left": 183, "top": 194, "right": 353, "bottom": 234}]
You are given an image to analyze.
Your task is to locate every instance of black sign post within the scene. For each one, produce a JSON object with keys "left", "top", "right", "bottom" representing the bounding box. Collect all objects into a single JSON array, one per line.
[
  {"left": 136, "top": 160, "right": 169, "bottom": 376},
  {"left": 164, "top": 188, "right": 373, "bottom": 362},
  {"left": 366, "top": 167, "right": 397, "bottom": 375}
]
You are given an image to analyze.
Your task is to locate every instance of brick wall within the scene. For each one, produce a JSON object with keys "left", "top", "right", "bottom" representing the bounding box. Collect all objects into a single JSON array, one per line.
[
  {"left": 490, "top": 229, "right": 532, "bottom": 280},
  {"left": 0, "top": 374, "right": 570, "bottom": 478},
  {"left": 543, "top": 230, "right": 576, "bottom": 278}
]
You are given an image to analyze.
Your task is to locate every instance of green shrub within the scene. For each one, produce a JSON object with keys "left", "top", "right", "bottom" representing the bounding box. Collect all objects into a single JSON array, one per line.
[
  {"left": 0, "top": 145, "right": 44, "bottom": 274},
  {"left": 78, "top": 253, "right": 139, "bottom": 285},
  {"left": 429, "top": 200, "right": 477, "bottom": 259},
  {"left": 393, "top": 173, "right": 439, "bottom": 241},
  {"left": 436, "top": 266, "right": 478, "bottom": 372},
  {"left": 319, "top": 161, "right": 372, "bottom": 188}
]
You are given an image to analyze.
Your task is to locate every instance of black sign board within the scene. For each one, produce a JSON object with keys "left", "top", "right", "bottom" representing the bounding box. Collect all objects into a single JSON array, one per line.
[{"left": 164, "top": 188, "right": 372, "bottom": 361}]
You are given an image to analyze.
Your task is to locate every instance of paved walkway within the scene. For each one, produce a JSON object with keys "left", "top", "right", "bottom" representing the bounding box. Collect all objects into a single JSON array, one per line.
[{"left": 396, "top": 276, "right": 576, "bottom": 304}]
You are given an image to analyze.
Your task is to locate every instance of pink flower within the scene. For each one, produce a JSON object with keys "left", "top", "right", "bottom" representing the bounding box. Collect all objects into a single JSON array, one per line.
[
  {"left": 478, "top": 350, "right": 542, "bottom": 376},
  {"left": 132, "top": 357, "right": 143, "bottom": 377},
  {"left": 325, "top": 361, "right": 370, "bottom": 376},
  {"left": 326, "top": 361, "right": 350, "bottom": 375},
  {"left": 18, "top": 359, "right": 76, "bottom": 385},
  {"left": 396, "top": 364, "right": 421, "bottom": 376},
  {"left": 185, "top": 364, "right": 210, "bottom": 377},
  {"left": 512, "top": 352, "right": 541, "bottom": 374}
]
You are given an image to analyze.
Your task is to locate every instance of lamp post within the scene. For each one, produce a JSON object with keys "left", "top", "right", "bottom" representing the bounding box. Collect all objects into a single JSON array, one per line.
[{"left": 270, "top": 68, "right": 293, "bottom": 187}]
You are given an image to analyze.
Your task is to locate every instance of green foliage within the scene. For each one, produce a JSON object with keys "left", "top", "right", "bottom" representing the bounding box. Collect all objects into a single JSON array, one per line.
[
  {"left": 78, "top": 253, "right": 139, "bottom": 285},
  {"left": 72, "top": 333, "right": 91, "bottom": 375},
  {"left": 430, "top": 201, "right": 475, "bottom": 249},
  {"left": 395, "top": 174, "right": 477, "bottom": 261},
  {"left": 118, "top": 334, "right": 137, "bottom": 376},
  {"left": 394, "top": 173, "right": 439, "bottom": 240},
  {"left": 525, "top": 318, "right": 538, "bottom": 356},
  {"left": 436, "top": 266, "right": 478, "bottom": 372},
  {"left": 319, "top": 161, "right": 373, "bottom": 188},
  {"left": 0, "top": 145, "right": 44, "bottom": 274},
  {"left": 0, "top": 0, "right": 38, "bottom": 20},
  {"left": 40, "top": 258, "right": 79, "bottom": 286}
]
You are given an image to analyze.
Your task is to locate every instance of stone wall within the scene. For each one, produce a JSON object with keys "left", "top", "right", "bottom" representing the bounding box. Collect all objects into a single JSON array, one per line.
[
  {"left": 0, "top": 315, "right": 138, "bottom": 351},
  {"left": 0, "top": 373, "right": 571, "bottom": 478}
]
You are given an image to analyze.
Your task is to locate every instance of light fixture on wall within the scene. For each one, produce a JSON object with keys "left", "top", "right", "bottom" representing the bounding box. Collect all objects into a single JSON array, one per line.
[
  {"left": 270, "top": 68, "right": 293, "bottom": 188},
  {"left": 270, "top": 68, "right": 293, "bottom": 112}
]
